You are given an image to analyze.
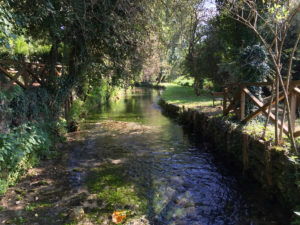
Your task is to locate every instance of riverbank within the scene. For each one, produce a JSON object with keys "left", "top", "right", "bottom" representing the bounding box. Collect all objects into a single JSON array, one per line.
[
  {"left": 0, "top": 87, "right": 290, "bottom": 224},
  {"left": 0, "top": 123, "right": 151, "bottom": 225},
  {"left": 160, "top": 83, "right": 300, "bottom": 219}
]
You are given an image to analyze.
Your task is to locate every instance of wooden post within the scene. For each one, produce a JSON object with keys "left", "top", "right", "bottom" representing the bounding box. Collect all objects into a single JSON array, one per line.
[
  {"left": 223, "top": 87, "right": 228, "bottom": 115},
  {"left": 290, "top": 89, "right": 297, "bottom": 133},
  {"left": 240, "top": 90, "right": 245, "bottom": 120}
]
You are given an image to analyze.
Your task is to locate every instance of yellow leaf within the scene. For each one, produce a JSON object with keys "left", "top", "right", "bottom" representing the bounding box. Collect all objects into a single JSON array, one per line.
[{"left": 112, "top": 211, "right": 127, "bottom": 224}]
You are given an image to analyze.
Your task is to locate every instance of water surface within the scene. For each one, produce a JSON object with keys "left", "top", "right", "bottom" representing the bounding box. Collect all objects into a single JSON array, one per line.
[{"left": 68, "top": 88, "right": 290, "bottom": 225}]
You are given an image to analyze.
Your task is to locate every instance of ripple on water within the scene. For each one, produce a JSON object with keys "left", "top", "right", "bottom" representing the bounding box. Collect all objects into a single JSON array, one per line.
[{"left": 66, "top": 90, "right": 290, "bottom": 225}]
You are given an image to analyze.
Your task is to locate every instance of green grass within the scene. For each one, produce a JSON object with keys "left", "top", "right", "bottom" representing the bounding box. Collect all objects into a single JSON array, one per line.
[
  {"left": 243, "top": 120, "right": 288, "bottom": 144},
  {"left": 86, "top": 163, "right": 147, "bottom": 223},
  {"left": 162, "top": 83, "right": 220, "bottom": 108},
  {"left": 161, "top": 83, "right": 299, "bottom": 151}
]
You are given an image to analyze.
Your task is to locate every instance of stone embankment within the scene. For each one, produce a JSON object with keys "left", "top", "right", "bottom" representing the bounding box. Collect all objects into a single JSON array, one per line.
[{"left": 160, "top": 99, "right": 300, "bottom": 209}]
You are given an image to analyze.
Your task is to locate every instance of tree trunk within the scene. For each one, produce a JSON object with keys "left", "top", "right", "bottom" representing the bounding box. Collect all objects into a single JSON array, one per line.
[{"left": 275, "top": 75, "right": 279, "bottom": 145}]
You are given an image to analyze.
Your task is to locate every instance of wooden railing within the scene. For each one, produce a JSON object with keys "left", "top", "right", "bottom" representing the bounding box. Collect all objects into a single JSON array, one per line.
[
  {"left": 0, "top": 60, "right": 66, "bottom": 133},
  {"left": 0, "top": 60, "right": 62, "bottom": 90},
  {"left": 223, "top": 81, "right": 300, "bottom": 137}
]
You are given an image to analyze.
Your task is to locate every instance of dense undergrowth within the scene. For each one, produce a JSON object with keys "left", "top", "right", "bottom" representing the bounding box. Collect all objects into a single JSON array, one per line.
[
  {"left": 173, "top": 76, "right": 214, "bottom": 90},
  {"left": 0, "top": 86, "right": 67, "bottom": 194},
  {"left": 0, "top": 123, "right": 54, "bottom": 194},
  {"left": 0, "top": 80, "right": 122, "bottom": 195}
]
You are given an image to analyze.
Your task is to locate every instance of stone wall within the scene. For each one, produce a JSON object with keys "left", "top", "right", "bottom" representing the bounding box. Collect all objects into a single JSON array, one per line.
[{"left": 160, "top": 99, "right": 300, "bottom": 208}]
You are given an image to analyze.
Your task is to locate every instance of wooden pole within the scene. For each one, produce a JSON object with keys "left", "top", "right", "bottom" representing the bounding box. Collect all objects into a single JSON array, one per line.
[
  {"left": 241, "top": 90, "right": 245, "bottom": 120},
  {"left": 262, "top": 83, "right": 275, "bottom": 140},
  {"left": 0, "top": 66, "right": 26, "bottom": 89}
]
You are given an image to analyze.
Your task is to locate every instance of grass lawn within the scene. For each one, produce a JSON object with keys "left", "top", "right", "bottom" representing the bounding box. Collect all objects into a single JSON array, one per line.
[
  {"left": 161, "top": 83, "right": 300, "bottom": 150},
  {"left": 161, "top": 83, "right": 221, "bottom": 109}
]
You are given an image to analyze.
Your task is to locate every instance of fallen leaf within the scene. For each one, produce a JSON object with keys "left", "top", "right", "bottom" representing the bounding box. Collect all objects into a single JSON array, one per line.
[{"left": 112, "top": 211, "right": 126, "bottom": 224}]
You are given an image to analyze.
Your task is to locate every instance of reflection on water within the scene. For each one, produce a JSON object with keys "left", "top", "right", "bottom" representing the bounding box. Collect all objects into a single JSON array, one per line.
[{"left": 69, "top": 88, "right": 290, "bottom": 225}]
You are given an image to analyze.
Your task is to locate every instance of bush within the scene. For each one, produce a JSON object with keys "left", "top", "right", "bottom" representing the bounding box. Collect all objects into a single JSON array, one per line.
[
  {"left": 85, "top": 79, "right": 121, "bottom": 112},
  {"left": 0, "top": 123, "right": 51, "bottom": 194},
  {"left": 67, "top": 99, "right": 86, "bottom": 123},
  {"left": 203, "top": 79, "right": 214, "bottom": 90},
  {"left": 174, "top": 76, "right": 194, "bottom": 87},
  {"left": 0, "top": 88, "right": 66, "bottom": 195},
  {"left": 66, "top": 99, "right": 87, "bottom": 131}
]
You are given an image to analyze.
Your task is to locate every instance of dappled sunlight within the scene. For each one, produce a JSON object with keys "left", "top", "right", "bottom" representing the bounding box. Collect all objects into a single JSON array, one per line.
[
  {"left": 0, "top": 89, "right": 290, "bottom": 224},
  {"left": 162, "top": 83, "right": 218, "bottom": 109},
  {"left": 59, "top": 90, "right": 287, "bottom": 224}
]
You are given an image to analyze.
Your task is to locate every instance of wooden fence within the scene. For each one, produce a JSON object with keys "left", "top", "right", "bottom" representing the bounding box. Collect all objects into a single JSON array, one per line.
[
  {"left": 0, "top": 60, "right": 62, "bottom": 90},
  {"left": 0, "top": 60, "right": 67, "bottom": 133},
  {"left": 222, "top": 80, "right": 300, "bottom": 138}
]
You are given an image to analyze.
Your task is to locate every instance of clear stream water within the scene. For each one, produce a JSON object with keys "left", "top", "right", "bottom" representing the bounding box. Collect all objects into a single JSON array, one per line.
[{"left": 67, "top": 88, "right": 290, "bottom": 225}]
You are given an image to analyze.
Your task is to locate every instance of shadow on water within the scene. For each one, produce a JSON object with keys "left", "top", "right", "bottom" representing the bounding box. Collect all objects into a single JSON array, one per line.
[{"left": 65, "top": 88, "right": 290, "bottom": 225}]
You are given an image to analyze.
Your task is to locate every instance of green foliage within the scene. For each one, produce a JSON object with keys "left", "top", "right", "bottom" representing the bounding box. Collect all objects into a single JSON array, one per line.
[
  {"left": 203, "top": 79, "right": 214, "bottom": 90},
  {"left": 183, "top": 12, "right": 259, "bottom": 91},
  {"left": 9, "top": 36, "right": 29, "bottom": 57},
  {"left": 29, "top": 41, "right": 52, "bottom": 62},
  {"left": 173, "top": 76, "right": 194, "bottom": 87},
  {"left": 85, "top": 79, "right": 121, "bottom": 112},
  {"left": 9, "top": 87, "right": 54, "bottom": 126},
  {"left": 220, "top": 44, "right": 270, "bottom": 83},
  {"left": 66, "top": 99, "right": 86, "bottom": 124},
  {"left": 0, "top": 123, "right": 51, "bottom": 194}
]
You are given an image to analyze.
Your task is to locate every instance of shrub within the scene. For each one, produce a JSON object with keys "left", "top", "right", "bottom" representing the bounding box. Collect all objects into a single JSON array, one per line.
[
  {"left": 203, "top": 79, "right": 214, "bottom": 90},
  {"left": 174, "top": 76, "right": 194, "bottom": 87},
  {"left": 67, "top": 99, "right": 86, "bottom": 123},
  {"left": 0, "top": 123, "right": 51, "bottom": 194}
]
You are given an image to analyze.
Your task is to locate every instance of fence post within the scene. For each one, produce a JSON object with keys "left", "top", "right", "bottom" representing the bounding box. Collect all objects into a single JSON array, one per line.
[
  {"left": 223, "top": 87, "right": 228, "bottom": 115},
  {"left": 241, "top": 90, "right": 245, "bottom": 120}
]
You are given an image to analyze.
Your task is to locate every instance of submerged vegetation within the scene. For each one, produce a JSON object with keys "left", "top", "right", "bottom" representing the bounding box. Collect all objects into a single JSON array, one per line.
[{"left": 86, "top": 163, "right": 147, "bottom": 223}]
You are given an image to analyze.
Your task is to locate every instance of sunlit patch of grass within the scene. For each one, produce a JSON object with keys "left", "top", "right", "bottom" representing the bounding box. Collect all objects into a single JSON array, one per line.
[
  {"left": 161, "top": 83, "right": 218, "bottom": 108},
  {"left": 241, "top": 119, "right": 300, "bottom": 151},
  {"left": 161, "top": 84, "right": 300, "bottom": 151},
  {"left": 243, "top": 120, "right": 275, "bottom": 141},
  {"left": 86, "top": 163, "right": 147, "bottom": 223}
]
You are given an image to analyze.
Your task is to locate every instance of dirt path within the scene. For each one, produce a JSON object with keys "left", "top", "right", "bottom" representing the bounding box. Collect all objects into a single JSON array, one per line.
[{"left": 0, "top": 153, "right": 74, "bottom": 225}]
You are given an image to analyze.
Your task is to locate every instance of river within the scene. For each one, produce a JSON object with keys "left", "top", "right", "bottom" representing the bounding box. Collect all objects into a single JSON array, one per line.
[{"left": 67, "top": 88, "right": 290, "bottom": 225}]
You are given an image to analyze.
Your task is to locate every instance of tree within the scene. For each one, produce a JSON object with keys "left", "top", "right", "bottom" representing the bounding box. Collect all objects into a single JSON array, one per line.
[
  {"left": 219, "top": 0, "right": 300, "bottom": 151},
  {"left": 0, "top": 0, "right": 151, "bottom": 118}
]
